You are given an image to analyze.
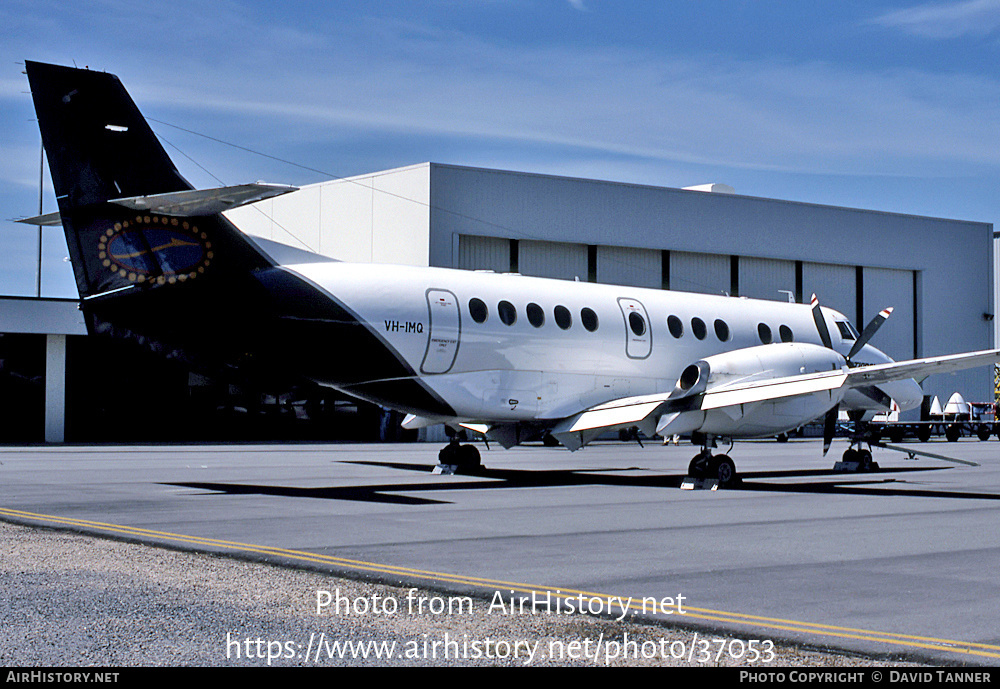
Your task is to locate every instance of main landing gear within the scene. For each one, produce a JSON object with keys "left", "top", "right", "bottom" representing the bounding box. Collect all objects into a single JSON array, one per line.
[
  {"left": 685, "top": 436, "right": 740, "bottom": 488},
  {"left": 435, "top": 437, "right": 482, "bottom": 475}
]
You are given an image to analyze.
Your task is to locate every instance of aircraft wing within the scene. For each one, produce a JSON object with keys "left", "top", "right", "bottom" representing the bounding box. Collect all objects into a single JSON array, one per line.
[
  {"left": 842, "top": 348, "right": 1000, "bottom": 387},
  {"left": 548, "top": 347, "right": 1000, "bottom": 450},
  {"left": 548, "top": 393, "right": 682, "bottom": 450}
]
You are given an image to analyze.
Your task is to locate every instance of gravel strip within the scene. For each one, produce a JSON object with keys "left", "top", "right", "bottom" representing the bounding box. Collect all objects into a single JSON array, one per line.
[{"left": 0, "top": 521, "right": 920, "bottom": 667}]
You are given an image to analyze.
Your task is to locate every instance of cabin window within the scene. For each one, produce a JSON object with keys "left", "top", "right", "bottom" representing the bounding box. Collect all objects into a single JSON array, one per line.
[
  {"left": 779, "top": 325, "right": 794, "bottom": 342},
  {"left": 498, "top": 300, "right": 517, "bottom": 326},
  {"left": 714, "top": 319, "right": 730, "bottom": 342},
  {"left": 554, "top": 305, "right": 572, "bottom": 330},
  {"left": 628, "top": 312, "right": 646, "bottom": 337},
  {"left": 667, "top": 315, "right": 683, "bottom": 338},
  {"left": 758, "top": 323, "right": 772, "bottom": 344},
  {"left": 469, "top": 298, "right": 488, "bottom": 323},
  {"left": 526, "top": 302, "right": 545, "bottom": 328},
  {"left": 581, "top": 307, "right": 599, "bottom": 332},
  {"left": 691, "top": 317, "right": 707, "bottom": 340}
]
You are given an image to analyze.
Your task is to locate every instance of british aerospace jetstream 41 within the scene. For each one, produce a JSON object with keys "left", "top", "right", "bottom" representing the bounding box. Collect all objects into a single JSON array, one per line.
[{"left": 22, "top": 61, "right": 1000, "bottom": 485}]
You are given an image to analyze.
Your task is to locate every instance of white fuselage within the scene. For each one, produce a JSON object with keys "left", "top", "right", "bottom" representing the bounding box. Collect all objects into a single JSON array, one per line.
[{"left": 283, "top": 260, "right": 923, "bottom": 431}]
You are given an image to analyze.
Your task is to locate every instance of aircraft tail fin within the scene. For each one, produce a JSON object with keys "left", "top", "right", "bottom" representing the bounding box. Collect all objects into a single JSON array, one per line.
[{"left": 25, "top": 60, "right": 270, "bottom": 300}]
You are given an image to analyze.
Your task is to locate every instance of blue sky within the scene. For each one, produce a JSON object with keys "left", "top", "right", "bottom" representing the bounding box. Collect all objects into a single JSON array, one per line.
[{"left": 2, "top": 0, "right": 999, "bottom": 297}]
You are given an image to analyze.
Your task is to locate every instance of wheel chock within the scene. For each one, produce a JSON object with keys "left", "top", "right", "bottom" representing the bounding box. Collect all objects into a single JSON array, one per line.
[{"left": 680, "top": 477, "right": 719, "bottom": 491}]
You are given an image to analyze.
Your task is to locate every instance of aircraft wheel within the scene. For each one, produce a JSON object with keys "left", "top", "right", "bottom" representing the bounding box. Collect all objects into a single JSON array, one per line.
[
  {"left": 710, "top": 455, "right": 738, "bottom": 487},
  {"left": 858, "top": 449, "right": 877, "bottom": 472},
  {"left": 687, "top": 456, "right": 703, "bottom": 478},
  {"left": 457, "top": 443, "right": 481, "bottom": 469},
  {"left": 842, "top": 448, "right": 859, "bottom": 463},
  {"left": 688, "top": 452, "right": 710, "bottom": 478},
  {"left": 439, "top": 442, "right": 481, "bottom": 473},
  {"left": 438, "top": 441, "right": 461, "bottom": 465}
]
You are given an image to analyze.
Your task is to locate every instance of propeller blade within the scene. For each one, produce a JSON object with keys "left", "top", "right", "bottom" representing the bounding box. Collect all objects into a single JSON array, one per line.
[
  {"left": 846, "top": 307, "right": 893, "bottom": 362},
  {"left": 811, "top": 294, "right": 833, "bottom": 350},
  {"left": 822, "top": 403, "right": 839, "bottom": 456}
]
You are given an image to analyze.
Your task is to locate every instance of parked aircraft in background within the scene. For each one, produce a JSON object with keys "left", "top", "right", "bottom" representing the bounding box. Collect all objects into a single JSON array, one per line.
[{"left": 21, "top": 61, "right": 1000, "bottom": 485}]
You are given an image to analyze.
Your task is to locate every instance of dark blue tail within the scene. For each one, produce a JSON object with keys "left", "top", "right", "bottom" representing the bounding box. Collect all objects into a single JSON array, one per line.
[{"left": 26, "top": 60, "right": 270, "bottom": 301}]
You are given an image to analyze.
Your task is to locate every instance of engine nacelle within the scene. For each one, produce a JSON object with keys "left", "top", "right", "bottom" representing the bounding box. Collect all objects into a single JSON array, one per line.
[
  {"left": 672, "top": 343, "right": 848, "bottom": 437},
  {"left": 679, "top": 342, "right": 845, "bottom": 391}
]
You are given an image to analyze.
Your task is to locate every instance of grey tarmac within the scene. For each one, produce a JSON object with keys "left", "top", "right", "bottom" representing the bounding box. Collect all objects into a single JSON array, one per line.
[{"left": 1, "top": 437, "right": 998, "bottom": 665}]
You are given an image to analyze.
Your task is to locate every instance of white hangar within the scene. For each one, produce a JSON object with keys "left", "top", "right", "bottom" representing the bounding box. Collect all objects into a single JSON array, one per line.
[
  {"left": 228, "top": 161, "right": 995, "bottom": 403},
  {"left": 2, "top": 162, "right": 996, "bottom": 442}
]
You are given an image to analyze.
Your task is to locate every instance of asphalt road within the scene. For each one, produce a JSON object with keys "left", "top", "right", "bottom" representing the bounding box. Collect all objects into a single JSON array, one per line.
[{"left": 2, "top": 437, "right": 998, "bottom": 664}]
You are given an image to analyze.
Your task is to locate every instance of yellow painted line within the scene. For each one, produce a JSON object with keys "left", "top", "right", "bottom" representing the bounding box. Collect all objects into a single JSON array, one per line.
[{"left": 3, "top": 506, "right": 998, "bottom": 660}]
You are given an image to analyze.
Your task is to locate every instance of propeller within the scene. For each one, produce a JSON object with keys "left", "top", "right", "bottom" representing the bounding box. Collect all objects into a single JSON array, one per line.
[
  {"left": 846, "top": 307, "right": 893, "bottom": 361},
  {"left": 810, "top": 294, "right": 833, "bottom": 350},
  {"left": 810, "top": 294, "right": 894, "bottom": 455}
]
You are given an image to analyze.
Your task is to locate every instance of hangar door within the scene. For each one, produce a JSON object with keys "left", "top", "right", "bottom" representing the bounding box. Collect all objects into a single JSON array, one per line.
[
  {"left": 518, "top": 240, "right": 588, "bottom": 281},
  {"left": 863, "top": 267, "right": 915, "bottom": 361},
  {"left": 670, "top": 251, "right": 730, "bottom": 296},
  {"left": 738, "top": 257, "right": 796, "bottom": 302},
  {"left": 458, "top": 235, "right": 510, "bottom": 272},
  {"left": 802, "top": 262, "right": 855, "bottom": 325},
  {"left": 597, "top": 246, "right": 660, "bottom": 288}
]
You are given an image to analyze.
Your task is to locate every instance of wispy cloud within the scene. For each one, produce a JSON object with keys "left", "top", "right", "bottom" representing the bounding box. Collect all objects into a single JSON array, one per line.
[
  {"left": 5, "top": 4, "right": 1000, "bottom": 195},
  {"left": 155, "top": 28, "right": 1000, "bottom": 178},
  {"left": 7, "top": 7, "right": 1000, "bottom": 189},
  {"left": 870, "top": 0, "right": 1000, "bottom": 38}
]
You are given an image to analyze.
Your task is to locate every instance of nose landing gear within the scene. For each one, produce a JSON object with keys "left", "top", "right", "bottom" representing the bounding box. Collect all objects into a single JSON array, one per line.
[{"left": 835, "top": 445, "right": 880, "bottom": 473}]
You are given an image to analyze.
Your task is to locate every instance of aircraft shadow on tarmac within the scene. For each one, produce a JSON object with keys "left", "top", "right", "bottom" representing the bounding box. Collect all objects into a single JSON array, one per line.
[{"left": 164, "top": 462, "right": 1000, "bottom": 505}]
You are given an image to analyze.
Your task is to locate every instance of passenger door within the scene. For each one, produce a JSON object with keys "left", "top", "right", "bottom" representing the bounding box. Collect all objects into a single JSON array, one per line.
[
  {"left": 617, "top": 297, "right": 652, "bottom": 359},
  {"left": 421, "top": 289, "right": 461, "bottom": 374}
]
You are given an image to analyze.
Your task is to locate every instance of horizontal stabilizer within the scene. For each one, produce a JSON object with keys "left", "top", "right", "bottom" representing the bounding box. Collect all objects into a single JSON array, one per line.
[
  {"left": 14, "top": 211, "right": 63, "bottom": 226},
  {"left": 111, "top": 182, "right": 298, "bottom": 216},
  {"left": 15, "top": 183, "right": 299, "bottom": 227}
]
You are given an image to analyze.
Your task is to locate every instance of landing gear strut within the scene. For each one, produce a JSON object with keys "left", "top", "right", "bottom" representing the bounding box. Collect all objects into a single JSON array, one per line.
[
  {"left": 436, "top": 437, "right": 482, "bottom": 474},
  {"left": 686, "top": 437, "right": 739, "bottom": 487}
]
